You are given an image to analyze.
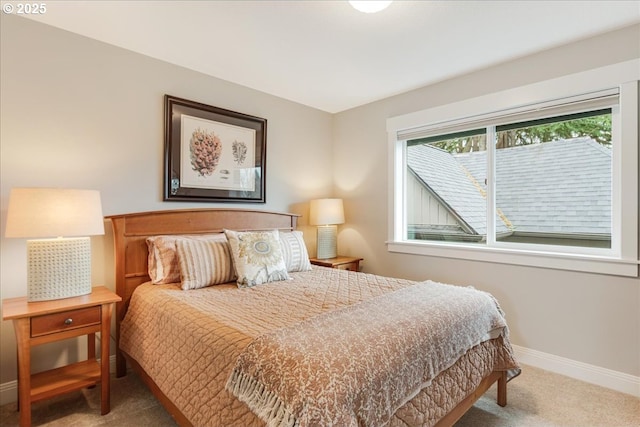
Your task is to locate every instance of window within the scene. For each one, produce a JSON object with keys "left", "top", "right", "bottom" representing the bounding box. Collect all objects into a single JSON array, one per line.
[
  {"left": 407, "top": 129, "right": 488, "bottom": 244},
  {"left": 387, "top": 62, "right": 638, "bottom": 276},
  {"left": 407, "top": 109, "right": 613, "bottom": 249}
]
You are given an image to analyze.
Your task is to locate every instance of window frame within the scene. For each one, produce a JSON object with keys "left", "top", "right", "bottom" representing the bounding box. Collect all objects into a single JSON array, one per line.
[{"left": 387, "top": 60, "right": 639, "bottom": 277}]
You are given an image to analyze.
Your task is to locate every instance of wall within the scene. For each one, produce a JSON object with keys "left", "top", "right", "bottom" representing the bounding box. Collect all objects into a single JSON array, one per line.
[
  {"left": 0, "top": 14, "right": 332, "bottom": 401},
  {"left": 333, "top": 24, "right": 640, "bottom": 380}
]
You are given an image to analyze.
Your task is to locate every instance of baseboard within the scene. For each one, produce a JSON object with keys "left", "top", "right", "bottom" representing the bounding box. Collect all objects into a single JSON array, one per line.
[
  {"left": 0, "top": 379, "right": 17, "bottom": 406},
  {"left": 0, "top": 355, "right": 118, "bottom": 406},
  {"left": 512, "top": 344, "right": 640, "bottom": 397}
]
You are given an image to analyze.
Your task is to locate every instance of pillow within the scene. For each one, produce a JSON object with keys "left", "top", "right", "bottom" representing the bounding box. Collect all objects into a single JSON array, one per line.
[
  {"left": 279, "top": 231, "right": 312, "bottom": 272},
  {"left": 175, "top": 238, "right": 236, "bottom": 290},
  {"left": 224, "top": 229, "right": 289, "bottom": 287},
  {"left": 146, "top": 234, "right": 226, "bottom": 284}
]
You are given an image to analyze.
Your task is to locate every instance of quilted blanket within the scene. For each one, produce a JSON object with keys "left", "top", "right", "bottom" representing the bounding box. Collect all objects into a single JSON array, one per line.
[
  {"left": 226, "top": 281, "right": 508, "bottom": 427},
  {"left": 120, "top": 267, "right": 519, "bottom": 427}
]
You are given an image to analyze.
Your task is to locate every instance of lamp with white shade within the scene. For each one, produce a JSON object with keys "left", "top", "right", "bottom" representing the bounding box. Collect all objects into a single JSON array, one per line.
[
  {"left": 5, "top": 188, "right": 104, "bottom": 302},
  {"left": 309, "top": 198, "right": 345, "bottom": 259}
]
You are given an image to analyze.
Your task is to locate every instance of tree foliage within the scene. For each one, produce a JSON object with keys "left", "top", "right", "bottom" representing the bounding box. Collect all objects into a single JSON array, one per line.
[{"left": 431, "top": 114, "right": 611, "bottom": 153}]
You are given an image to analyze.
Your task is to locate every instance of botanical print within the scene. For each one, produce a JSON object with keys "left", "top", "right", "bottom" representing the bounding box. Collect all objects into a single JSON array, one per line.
[
  {"left": 232, "top": 140, "right": 248, "bottom": 165},
  {"left": 190, "top": 128, "right": 222, "bottom": 176},
  {"left": 238, "top": 232, "right": 282, "bottom": 266},
  {"left": 180, "top": 114, "right": 256, "bottom": 191}
]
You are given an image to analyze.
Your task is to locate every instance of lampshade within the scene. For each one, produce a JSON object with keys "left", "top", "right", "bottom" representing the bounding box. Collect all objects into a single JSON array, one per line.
[
  {"left": 6, "top": 188, "right": 104, "bottom": 238},
  {"left": 309, "top": 198, "right": 345, "bottom": 226},
  {"left": 349, "top": 1, "right": 392, "bottom": 13},
  {"left": 5, "top": 188, "right": 104, "bottom": 301}
]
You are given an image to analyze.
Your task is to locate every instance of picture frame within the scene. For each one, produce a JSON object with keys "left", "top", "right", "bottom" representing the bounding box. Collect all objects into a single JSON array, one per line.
[{"left": 164, "top": 95, "right": 267, "bottom": 203}]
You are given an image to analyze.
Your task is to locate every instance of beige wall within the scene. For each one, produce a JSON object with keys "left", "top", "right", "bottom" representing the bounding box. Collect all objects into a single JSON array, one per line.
[
  {"left": 333, "top": 24, "right": 640, "bottom": 376},
  {"left": 0, "top": 15, "right": 332, "bottom": 392},
  {"left": 1, "top": 13, "right": 639, "bottom": 403}
]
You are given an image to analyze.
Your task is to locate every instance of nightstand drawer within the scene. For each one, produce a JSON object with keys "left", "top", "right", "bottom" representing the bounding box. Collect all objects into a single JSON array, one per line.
[
  {"left": 336, "top": 262, "right": 358, "bottom": 271},
  {"left": 310, "top": 256, "right": 362, "bottom": 271},
  {"left": 31, "top": 306, "right": 101, "bottom": 337}
]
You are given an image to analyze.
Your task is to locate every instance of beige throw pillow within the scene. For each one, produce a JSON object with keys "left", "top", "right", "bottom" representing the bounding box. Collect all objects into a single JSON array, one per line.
[
  {"left": 175, "top": 237, "right": 236, "bottom": 290},
  {"left": 146, "top": 234, "right": 227, "bottom": 284},
  {"left": 224, "top": 229, "right": 289, "bottom": 287}
]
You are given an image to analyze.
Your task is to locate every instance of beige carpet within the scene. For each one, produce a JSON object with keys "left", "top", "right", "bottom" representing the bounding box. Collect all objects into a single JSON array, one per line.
[{"left": 1, "top": 364, "right": 638, "bottom": 426}]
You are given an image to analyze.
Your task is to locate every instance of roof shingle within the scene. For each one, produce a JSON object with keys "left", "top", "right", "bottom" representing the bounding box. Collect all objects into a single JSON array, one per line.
[{"left": 408, "top": 137, "right": 611, "bottom": 237}]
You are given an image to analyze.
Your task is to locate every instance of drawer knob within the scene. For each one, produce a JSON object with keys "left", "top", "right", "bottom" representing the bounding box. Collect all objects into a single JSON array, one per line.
[{"left": 64, "top": 318, "right": 73, "bottom": 326}]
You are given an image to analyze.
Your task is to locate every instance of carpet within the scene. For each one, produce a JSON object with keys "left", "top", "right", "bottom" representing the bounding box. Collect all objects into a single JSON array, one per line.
[{"left": 1, "top": 364, "right": 638, "bottom": 426}]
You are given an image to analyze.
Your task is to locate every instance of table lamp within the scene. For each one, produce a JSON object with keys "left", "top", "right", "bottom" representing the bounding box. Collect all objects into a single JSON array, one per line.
[
  {"left": 5, "top": 188, "right": 104, "bottom": 301},
  {"left": 309, "top": 198, "right": 345, "bottom": 259}
]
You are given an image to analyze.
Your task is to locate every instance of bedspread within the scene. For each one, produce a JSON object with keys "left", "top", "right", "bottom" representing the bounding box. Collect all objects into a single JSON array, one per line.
[
  {"left": 120, "top": 267, "right": 519, "bottom": 427},
  {"left": 226, "top": 281, "right": 509, "bottom": 427}
]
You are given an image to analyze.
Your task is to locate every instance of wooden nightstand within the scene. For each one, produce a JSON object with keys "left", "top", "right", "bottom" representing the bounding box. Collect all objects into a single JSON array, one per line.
[
  {"left": 2, "top": 286, "right": 121, "bottom": 427},
  {"left": 310, "top": 256, "right": 363, "bottom": 272}
]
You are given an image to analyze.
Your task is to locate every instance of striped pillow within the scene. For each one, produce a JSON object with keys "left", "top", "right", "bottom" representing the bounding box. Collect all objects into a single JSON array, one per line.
[
  {"left": 279, "top": 231, "right": 312, "bottom": 272},
  {"left": 147, "top": 234, "right": 226, "bottom": 284},
  {"left": 175, "top": 238, "right": 236, "bottom": 290}
]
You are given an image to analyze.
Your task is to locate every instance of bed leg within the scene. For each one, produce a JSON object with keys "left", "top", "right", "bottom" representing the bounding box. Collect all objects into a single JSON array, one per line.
[
  {"left": 497, "top": 371, "right": 507, "bottom": 407},
  {"left": 116, "top": 349, "right": 127, "bottom": 378}
]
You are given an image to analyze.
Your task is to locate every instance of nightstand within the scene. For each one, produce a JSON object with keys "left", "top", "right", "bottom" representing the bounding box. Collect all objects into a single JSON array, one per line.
[
  {"left": 2, "top": 286, "right": 121, "bottom": 427},
  {"left": 310, "top": 256, "right": 363, "bottom": 272}
]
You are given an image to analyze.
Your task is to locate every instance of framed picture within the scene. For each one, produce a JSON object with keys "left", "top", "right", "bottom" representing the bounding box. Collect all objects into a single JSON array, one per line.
[{"left": 164, "top": 95, "right": 267, "bottom": 203}]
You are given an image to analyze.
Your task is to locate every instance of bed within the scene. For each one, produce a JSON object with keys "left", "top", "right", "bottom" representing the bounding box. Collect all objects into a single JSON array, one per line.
[{"left": 107, "top": 208, "right": 519, "bottom": 427}]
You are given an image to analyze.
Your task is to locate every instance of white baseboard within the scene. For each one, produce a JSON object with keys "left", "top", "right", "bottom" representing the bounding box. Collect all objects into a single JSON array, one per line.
[
  {"left": 0, "top": 379, "right": 17, "bottom": 406},
  {"left": 512, "top": 344, "right": 640, "bottom": 397},
  {"left": 2, "top": 349, "right": 638, "bottom": 405},
  {"left": 0, "top": 355, "right": 118, "bottom": 406}
]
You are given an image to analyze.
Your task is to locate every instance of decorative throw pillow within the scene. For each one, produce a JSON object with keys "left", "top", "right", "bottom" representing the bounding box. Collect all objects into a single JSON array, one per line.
[
  {"left": 279, "top": 231, "right": 312, "bottom": 272},
  {"left": 175, "top": 238, "right": 236, "bottom": 290},
  {"left": 224, "top": 229, "right": 289, "bottom": 287},
  {"left": 146, "top": 234, "right": 226, "bottom": 284}
]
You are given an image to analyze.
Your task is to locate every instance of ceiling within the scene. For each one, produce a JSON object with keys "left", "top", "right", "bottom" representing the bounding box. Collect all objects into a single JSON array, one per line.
[{"left": 22, "top": 1, "right": 640, "bottom": 113}]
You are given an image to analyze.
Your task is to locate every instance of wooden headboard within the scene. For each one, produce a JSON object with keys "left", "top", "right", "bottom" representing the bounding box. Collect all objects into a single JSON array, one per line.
[{"left": 106, "top": 208, "right": 299, "bottom": 375}]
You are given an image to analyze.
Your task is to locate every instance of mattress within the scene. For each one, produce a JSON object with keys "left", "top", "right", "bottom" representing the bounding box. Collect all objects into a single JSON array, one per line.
[{"left": 120, "top": 266, "right": 518, "bottom": 426}]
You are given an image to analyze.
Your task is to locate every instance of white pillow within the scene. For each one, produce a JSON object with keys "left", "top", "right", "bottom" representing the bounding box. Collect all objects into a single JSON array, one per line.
[
  {"left": 279, "top": 231, "right": 312, "bottom": 272},
  {"left": 224, "top": 229, "right": 289, "bottom": 287},
  {"left": 175, "top": 237, "right": 236, "bottom": 290}
]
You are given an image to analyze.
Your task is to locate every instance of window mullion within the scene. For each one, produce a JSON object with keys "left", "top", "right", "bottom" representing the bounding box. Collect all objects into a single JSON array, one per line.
[
  {"left": 486, "top": 126, "right": 496, "bottom": 246},
  {"left": 399, "top": 141, "right": 408, "bottom": 241}
]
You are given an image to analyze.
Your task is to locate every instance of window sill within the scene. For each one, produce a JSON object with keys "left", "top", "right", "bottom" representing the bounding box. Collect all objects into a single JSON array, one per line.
[{"left": 387, "top": 241, "right": 639, "bottom": 277}]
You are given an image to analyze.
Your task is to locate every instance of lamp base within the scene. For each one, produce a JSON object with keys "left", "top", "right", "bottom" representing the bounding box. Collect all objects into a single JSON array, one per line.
[
  {"left": 316, "top": 225, "right": 338, "bottom": 259},
  {"left": 27, "top": 237, "right": 92, "bottom": 302}
]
